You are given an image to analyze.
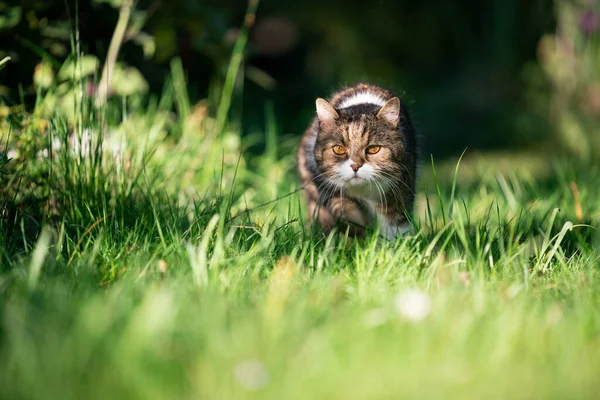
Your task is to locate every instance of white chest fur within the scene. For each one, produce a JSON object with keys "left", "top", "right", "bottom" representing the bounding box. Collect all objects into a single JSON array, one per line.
[{"left": 365, "top": 200, "right": 411, "bottom": 240}]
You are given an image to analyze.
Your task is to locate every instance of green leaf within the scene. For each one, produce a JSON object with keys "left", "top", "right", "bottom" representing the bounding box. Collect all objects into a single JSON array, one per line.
[
  {"left": 132, "top": 32, "right": 156, "bottom": 59},
  {"left": 57, "top": 55, "right": 100, "bottom": 81},
  {"left": 110, "top": 63, "right": 149, "bottom": 96},
  {"left": 0, "top": 6, "right": 21, "bottom": 30},
  {"left": 33, "top": 61, "right": 55, "bottom": 89}
]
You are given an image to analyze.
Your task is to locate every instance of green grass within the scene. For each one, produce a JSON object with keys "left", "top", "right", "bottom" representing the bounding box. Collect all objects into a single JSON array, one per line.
[
  {"left": 1, "top": 86, "right": 599, "bottom": 399},
  {"left": 1, "top": 25, "right": 600, "bottom": 397}
]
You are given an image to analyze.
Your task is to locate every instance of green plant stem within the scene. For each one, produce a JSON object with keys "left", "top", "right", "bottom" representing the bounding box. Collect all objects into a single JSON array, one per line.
[
  {"left": 214, "top": 0, "right": 260, "bottom": 136},
  {"left": 0, "top": 56, "right": 11, "bottom": 71},
  {"left": 95, "top": 0, "right": 134, "bottom": 108}
]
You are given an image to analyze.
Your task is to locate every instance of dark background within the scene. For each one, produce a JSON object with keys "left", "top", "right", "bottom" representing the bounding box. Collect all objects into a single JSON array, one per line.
[{"left": 0, "top": 0, "right": 556, "bottom": 159}]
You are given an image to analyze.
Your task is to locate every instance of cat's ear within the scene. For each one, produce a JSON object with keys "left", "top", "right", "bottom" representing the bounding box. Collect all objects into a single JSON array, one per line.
[
  {"left": 376, "top": 97, "right": 401, "bottom": 128},
  {"left": 316, "top": 98, "right": 339, "bottom": 127}
]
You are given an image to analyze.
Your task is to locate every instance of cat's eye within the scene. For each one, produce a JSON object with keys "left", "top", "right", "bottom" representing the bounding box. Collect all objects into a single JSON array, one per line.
[
  {"left": 332, "top": 145, "right": 346, "bottom": 155},
  {"left": 366, "top": 145, "right": 381, "bottom": 154}
]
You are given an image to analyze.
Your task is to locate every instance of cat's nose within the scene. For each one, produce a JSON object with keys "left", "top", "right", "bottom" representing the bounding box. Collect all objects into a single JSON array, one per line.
[{"left": 350, "top": 163, "right": 362, "bottom": 172}]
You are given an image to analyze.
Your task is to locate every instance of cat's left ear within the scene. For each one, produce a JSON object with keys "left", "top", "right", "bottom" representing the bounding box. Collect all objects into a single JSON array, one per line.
[
  {"left": 376, "top": 97, "right": 401, "bottom": 128},
  {"left": 316, "top": 98, "right": 339, "bottom": 127}
]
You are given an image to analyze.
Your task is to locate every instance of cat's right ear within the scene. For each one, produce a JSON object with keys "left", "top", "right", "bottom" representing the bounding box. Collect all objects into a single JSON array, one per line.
[{"left": 316, "top": 98, "right": 339, "bottom": 127}]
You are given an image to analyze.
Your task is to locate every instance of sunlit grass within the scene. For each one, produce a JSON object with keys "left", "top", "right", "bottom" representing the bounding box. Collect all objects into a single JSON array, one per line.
[
  {"left": 1, "top": 9, "right": 600, "bottom": 396},
  {"left": 1, "top": 75, "right": 599, "bottom": 398}
]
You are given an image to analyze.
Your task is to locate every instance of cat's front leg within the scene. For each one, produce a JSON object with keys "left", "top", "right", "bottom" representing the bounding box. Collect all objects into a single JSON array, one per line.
[
  {"left": 327, "top": 196, "right": 370, "bottom": 237},
  {"left": 379, "top": 222, "right": 412, "bottom": 240}
]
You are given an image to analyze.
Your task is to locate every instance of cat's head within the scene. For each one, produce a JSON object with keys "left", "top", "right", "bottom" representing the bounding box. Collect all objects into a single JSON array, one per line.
[{"left": 313, "top": 97, "right": 405, "bottom": 192}]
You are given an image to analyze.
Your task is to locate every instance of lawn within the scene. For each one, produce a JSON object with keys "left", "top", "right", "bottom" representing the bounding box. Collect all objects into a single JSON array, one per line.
[{"left": 1, "top": 63, "right": 600, "bottom": 399}]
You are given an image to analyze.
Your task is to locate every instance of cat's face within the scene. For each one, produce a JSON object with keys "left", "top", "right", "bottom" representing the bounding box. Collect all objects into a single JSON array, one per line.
[{"left": 313, "top": 98, "right": 405, "bottom": 194}]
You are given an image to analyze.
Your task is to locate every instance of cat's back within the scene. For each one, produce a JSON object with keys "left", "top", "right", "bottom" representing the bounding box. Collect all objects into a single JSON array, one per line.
[{"left": 327, "top": 83, "right": 395, "bottom": 110}]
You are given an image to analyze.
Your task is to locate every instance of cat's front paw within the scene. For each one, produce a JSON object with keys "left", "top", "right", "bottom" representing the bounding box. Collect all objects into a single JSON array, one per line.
[{"left": 380, "top": 223, "right": 412, "bottom": 240}]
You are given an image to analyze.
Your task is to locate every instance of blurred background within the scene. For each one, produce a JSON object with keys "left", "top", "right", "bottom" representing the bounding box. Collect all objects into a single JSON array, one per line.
[{"left": 1, "top": 0, "right": 599, "bottom": 161}]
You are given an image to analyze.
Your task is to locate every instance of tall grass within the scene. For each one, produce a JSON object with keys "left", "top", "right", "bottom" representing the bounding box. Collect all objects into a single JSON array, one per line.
[{"left": 1, "top": 3, "right": 599, "bottom": 398}]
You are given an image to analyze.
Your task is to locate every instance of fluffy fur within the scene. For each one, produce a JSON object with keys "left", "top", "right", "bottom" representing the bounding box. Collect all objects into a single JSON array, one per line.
[{"left": 297, "top": 83, "right": 417, "bottom": 239}]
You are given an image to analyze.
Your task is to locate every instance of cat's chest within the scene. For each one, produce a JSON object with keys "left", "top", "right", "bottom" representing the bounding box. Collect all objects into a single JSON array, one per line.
[
  {"left": 364, "top": 200, "right": 410, "bottom": 240},
  {"left": 343, "top": 184, "right": 410, "bottom": 239},
  {"left": 344, "top": 184, "right": 381, "bottom": 201}
]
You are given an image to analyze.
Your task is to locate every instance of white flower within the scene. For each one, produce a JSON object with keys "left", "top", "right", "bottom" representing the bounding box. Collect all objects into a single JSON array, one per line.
[
  {"left": 6, "top": 149, "right": 17, "bottom": 159},
  {"left": 51, "top": 136, "right": 62, "bottom": 152},
  {"left": 50, "top": 130, "right": 125, "bottom": 162},
  {"left": 234, "top": 359, "right": 270, "bottom": 391},
  {"left": 70, "top": 128, "right": 95, "bottom": 157},
  {"left": 36, "top": 148, "right": 49, "bottom": 159},
  {"left": 394, "top": 289, "right": 432, "bottom": 322},
  {"left": 109, "top": 136, "right": 125, "bottom": 158}
]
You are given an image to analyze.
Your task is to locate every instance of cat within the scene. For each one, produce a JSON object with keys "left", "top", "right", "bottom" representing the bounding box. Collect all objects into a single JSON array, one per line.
[{"left": 297, "top": 83, "right": 417, "bottom": 239}]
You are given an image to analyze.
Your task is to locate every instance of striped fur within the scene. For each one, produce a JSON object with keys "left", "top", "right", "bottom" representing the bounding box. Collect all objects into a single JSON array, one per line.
[{"left": 297, "top": 83, "right": 417, "bottom": 239}]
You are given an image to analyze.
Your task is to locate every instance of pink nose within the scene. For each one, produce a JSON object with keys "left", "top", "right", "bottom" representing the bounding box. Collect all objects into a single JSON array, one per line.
[{"left": 350, "top": 163, "right": 362, "bottom": 172}]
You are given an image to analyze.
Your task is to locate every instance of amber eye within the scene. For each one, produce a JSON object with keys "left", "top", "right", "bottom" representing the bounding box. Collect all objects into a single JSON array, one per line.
[
  {"left": 366, "top": 145, "right": 381, "bottom": 154},
  {"left": 332, "top": 145, "right": 347, "bottom": 155}
]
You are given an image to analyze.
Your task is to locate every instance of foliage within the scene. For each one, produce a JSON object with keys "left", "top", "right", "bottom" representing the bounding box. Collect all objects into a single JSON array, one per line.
[
  {"left": 537, "top": 0, "right": 600, "bottom": 162},
  {"left": 1, "top": 72, "right": 599, "bottom": 396},
  {"left": 1, "top": 0, "right": 557, "bottom": 157},
  {"left": 0, "top": 0, "right": 151, "bottom": 123},
  {"left": 0, "top": 1, "right": 599, "bottom": 398}
]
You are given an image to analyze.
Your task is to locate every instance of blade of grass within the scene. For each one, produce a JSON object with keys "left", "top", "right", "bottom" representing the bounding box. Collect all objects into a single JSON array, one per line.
[
  {"left": 430, "top": 155, "right": 446, "bottom": 225},
  {"left": 0, "top": 56, "right": 11, "bottom": 70},
  {"left": 214, "top": 0, "right": 260, "bottom": 136},
  {"left": 448, "top": 148, "right": 467, "bottom": 221}
]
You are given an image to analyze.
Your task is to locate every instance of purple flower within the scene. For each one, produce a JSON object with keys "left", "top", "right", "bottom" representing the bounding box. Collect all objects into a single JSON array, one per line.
[{"left": 579, "top": 10, "right": 600, "bottom": 34}]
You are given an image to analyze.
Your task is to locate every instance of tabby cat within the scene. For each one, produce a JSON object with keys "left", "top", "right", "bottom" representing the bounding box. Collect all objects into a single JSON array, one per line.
[{"left": 297, "top": 83, "right": 417, "bottom": 239}]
